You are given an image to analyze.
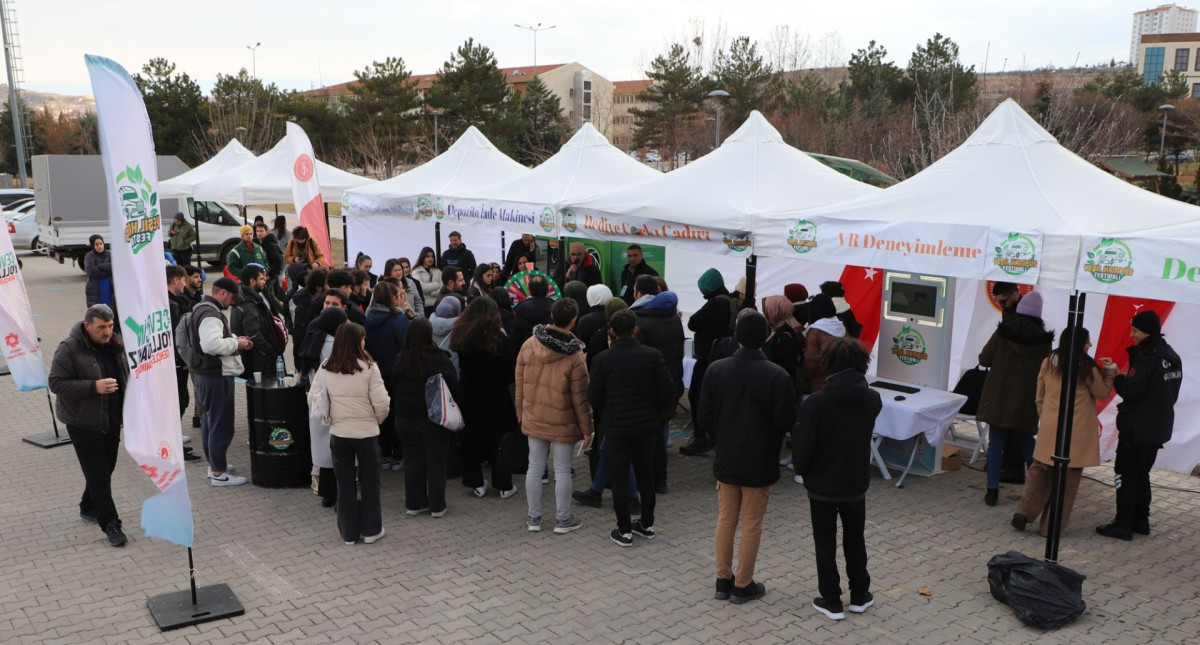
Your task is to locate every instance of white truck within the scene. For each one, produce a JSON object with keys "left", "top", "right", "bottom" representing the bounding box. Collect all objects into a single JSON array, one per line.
[{"left": 34, "top": 154, "right": 246, "bottom": 269}]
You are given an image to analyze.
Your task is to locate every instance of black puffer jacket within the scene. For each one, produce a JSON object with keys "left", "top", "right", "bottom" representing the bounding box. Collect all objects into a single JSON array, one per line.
[
  {"left": 575, "top": 305, "right": 607, "bottom": 353},
  {"left": 700, "top": 347, "right": 797, "bottom": 487},
  {"left": 392, "top": 347, "right": 460, "bottom": 419},
  {"left": 588, "top": 337, "right": 675, "bottom": 437},
  {"left": 977, "top": 315, "right": 1053, "bottom": 434},
  {"left": 688, "top": 291, "right": 733, "bottom": 362},
  {"left": 1115, "top": 335, "right": 1183, "bottom": 447},
  {"left": 510, "top": 296, "right": 553, "bottom": 349},
  {"left": 48, "top": 322, "right": 129, "bottom": 433},
  {"left": 632, "top": 292, "right": 685, "bottom": 397},
  {"left": 793, "top": 368, "right": 882, "bottom": 501}
]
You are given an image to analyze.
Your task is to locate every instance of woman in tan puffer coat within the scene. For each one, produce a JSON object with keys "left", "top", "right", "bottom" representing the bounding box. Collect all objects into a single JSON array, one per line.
[
  {"left": 515, "top": 299, "right": 593, "bottom": 533},
  {"left": 1012, "top": 327, "right": 1115, "bottom": 536}
]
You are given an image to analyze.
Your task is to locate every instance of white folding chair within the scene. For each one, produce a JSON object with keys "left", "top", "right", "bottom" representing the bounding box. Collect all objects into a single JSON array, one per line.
[{"left": 944, "top": 415, "right": 988, "bottom": 464}]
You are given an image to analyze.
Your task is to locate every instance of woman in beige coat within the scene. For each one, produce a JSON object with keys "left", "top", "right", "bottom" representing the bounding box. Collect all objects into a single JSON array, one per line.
[
  {"left": 1013, "top": 327, "right": 1115, "bottom": 535},
  {"left": 310, "top": 322, "right": 391, "bottom": 545}
]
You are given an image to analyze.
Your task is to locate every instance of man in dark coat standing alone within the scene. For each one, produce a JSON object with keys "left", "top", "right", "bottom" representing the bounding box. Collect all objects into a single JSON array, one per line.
[
  {"left": 793, "top": 336, "right": 882, "bottom": 620},
  {"left": 700, "top": 312, "right": 797, "bottom": 605},
  {"left": 588, "top": 310, "right": 676, "bottom": 547},
  {"left": 1096, "top": 310, "right": 1182, "bottom": 540}
]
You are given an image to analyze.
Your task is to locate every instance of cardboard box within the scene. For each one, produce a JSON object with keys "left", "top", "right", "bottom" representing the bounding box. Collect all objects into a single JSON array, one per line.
[{"left": 941, "top": 445, "right": 963, "bottom": 471}]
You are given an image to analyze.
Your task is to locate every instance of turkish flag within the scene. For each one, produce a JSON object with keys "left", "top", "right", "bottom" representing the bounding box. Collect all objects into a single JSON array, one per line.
[
  {"left": 839, "top": 265, "right": 884, "bottom": 353},
  {"left": 1094, "top": 295, "right": 1174, "bottom": 413}
]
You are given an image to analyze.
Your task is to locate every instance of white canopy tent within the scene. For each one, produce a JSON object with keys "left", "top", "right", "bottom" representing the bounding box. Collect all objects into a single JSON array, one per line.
[
  {"left": 449, "top": 122, "right": 660, "bottom": 236},
  {"left": 191, "top": 134, "right": 375, "bottom": 205},
  {"left": 756, "top": 99, "right": 1200, "bottom": 300},
  {"left": 158, "top": 139, "right": 256, "bottom": 199},
  {"left": 341, "top": 126, "right": 530, "bottom": 271},
  {"left": 560, "top": 110, "right": 880, "bottom": 257}
]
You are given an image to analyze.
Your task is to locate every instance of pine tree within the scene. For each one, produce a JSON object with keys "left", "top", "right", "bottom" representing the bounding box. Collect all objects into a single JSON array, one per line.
[
  {"left": 712, "top": 36, "right": 782, "bottom": 127},
  {"left": 427, "top": 39, "right": 513, "bottom": 147},
  {"left": 346, "top": 57, "right": 420, "bottom": 176},
  {"left": 630, "top": 43, "right": 708, "bottom": 166},
  {"left": 517, "top": 76, "right": 570, "bottom": 166},
  {"left": 133, "top": 58, "right": 209, "bottom": 165}
]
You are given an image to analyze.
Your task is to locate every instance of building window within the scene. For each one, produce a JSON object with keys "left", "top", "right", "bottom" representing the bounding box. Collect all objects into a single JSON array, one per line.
[
  {"left": 584, "top": 105, "right": 592, "bottom": 120},
  {"left": 1194, "top": 48, "right": 1200, "bottom": 71},
  {"left": 1176, "top": 48, "right": 1190, "bottom": 71},
  {"left": 584, "top": 80, "right": 592, "bottom": 91},
  {"left": 584, "top": 91, "right": 591, "bottom": 104},
  {"left": 1144, "top": 47, "right": 1165, "bottom": 84},
  {"left": 1193, "top": 83, "right": 1200, "bottom": 98}
]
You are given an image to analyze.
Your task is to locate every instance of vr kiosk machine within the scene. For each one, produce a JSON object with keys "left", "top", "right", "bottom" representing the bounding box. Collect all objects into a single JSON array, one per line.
[{"left": 873, "top": 271, "right": 958, "bottom": 476}]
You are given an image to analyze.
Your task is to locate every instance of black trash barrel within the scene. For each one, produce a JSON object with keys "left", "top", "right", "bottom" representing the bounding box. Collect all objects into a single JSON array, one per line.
[{"left": 246, "top": 378, "right": 312, "bottom": 487}]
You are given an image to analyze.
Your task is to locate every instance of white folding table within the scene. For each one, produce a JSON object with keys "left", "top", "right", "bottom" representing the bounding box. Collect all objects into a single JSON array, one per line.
[{"left": 868, "top": 378, "right": 968, "bottom": 487}]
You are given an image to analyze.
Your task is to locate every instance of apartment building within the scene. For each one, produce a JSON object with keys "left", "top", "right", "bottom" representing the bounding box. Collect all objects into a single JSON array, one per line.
[
  {"left": 1131, "top": 4, "right": 1198, "bottom": 66},
  {"left": 1139, "top": 33, "right": 1200, "bottom": 96}
]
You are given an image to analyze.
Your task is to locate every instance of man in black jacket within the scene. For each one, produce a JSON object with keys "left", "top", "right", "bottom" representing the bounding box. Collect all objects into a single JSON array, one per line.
[
  {"left": 48, "top": 304, "right": 130, "bottom": 546},
  {"left": 793, "top": 336, "right": 882, "bottom": 620},
  {"left": 588, "top": 311, "right": 676, "bottom": 547},
  {"left": 511, "top": 275, "right": 554, "bottom": 349},
  {"left": 1097, "top": 310, "right": 1183, "bottom": 540},
  {"left": 231, "top": 264, "right": 284, "bottom": 378},
  {"left": 619, "top": 244, "right": 659, "bottom": 304},
  {"left": 682, "top": 268, "right": 732, "bottom": 456},
  {"left": 700, "top": 312, "right": 797, "bottom": 605},
  {"left": 630, "top": 274, "right": 684, "bottom": 493},
  {"left": 441, "top": 231, "right": 477, "bottom": 286},
  {"left": 565, "top": 242, "right": 602, "bottom": 287},
  {"left": 503, "top": 233, "right": 538, "bottom": 279}
]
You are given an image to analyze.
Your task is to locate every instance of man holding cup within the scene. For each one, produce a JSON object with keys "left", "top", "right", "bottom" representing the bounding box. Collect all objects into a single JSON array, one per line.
[{"left": 49, "top": 304, "right": 131, "bottom": 547}]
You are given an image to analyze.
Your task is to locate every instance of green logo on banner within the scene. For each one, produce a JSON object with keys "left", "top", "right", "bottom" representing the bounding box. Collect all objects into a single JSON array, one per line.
[
  {"left": 115, "top": 165, "right": 159, "bottom": 254},
  {"left": 722, "top": 233, "right": 752, "bottom": 253},
  {"left": 557, "top": 208, "right": 576, "bottom": 234},
  {"left": 787, "top": 219, "right": 818, "bottom": 254},
  {"left": 1083, "top": 238, "right": 1134, "bottom": 284},
  {"left": 891, "top": 326, "right": 928, "bottom": 366},
  {"left": 993, "top": 232, "right": 1038, "bottom": 276}
]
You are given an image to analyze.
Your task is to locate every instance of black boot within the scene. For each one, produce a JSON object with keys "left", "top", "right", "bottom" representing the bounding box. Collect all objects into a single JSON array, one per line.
[{"left": 680, "top": 436, "right": 714, "bottom": 456}]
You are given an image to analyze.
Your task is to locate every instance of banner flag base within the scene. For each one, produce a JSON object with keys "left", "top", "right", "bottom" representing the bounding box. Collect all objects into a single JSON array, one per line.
[
  {"left": 147, "top": 583, "right": 244, "bottom": 631},
  {"left": 22, "top": 432, "right": 72, "bottom": 448}
]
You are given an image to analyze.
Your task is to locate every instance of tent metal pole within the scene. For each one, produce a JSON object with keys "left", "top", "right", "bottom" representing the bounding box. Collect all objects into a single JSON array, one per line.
[
  {"left": 744, "top": 254, "right": 758, "bottom": 308},
  {"left": 1045, "top": 291, "right": 1085, "bottom": 563}
]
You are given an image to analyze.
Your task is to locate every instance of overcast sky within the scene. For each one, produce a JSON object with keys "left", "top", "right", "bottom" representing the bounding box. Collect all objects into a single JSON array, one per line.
[{"left": 19, "top": 1, "right": 1144, "bottom": 96}]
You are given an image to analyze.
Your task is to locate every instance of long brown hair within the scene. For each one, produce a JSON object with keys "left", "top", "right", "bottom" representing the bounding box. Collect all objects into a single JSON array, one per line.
[
  {"left": 450, "top": 296, "right": 506, "bottom": 355},
  {"left": 322, "top": 322, "right": 373, "bottom": 375},
  {"left": 370, "top": 281, "right": 399, "bottom": 315}
]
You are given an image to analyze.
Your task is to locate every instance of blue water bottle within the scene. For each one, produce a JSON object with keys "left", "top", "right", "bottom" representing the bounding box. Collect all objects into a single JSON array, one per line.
[{"left": 276, "top": 356, "right": 285, "bottom": 385}]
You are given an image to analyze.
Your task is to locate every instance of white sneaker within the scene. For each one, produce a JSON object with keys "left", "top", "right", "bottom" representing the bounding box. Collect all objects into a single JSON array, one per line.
[
  {"left": 473, "top": 481, "right": 489, "bottom": 498},
  {"left": 779, "top": 456, "right": 793, "bottom": 467},
  {"left": 391, "top": 460, "right": 404, "bottom": 471},
  {"left": 406, "top": 507, "right": 429, "bottom": 516},
  {"left": 499, "top": 485, "right": 519, "bottom": 500},
  {"left": 181, "top": 435, "right": 191, "bottom": 444},
  {"left": 211, "top": 473, "right": 248, "bottom": 487},
  {"left": 206, "top": 464, "right": 237, "bottom": 478},
  {"left": 364, "top": 528, "right": 386, "bottom": 544},
  {"left": 794, "top": 475, "right": 804, "bottom": 484},
  {"left": 431, "top": 509, "right": 447, "bottom": 518}
]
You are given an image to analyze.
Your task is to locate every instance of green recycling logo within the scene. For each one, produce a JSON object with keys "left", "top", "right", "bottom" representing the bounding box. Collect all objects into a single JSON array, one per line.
[
  {"left": 1083, "top": 238, "right": 1134, "bottom": 284},
  {"left": 993, "top": 232, "right": 1038, "bottom": 276},
  {"left": 722, "top": 233, "right": 752, "bottom": 253},
  {"left": 787, "top": 219, "right": 818, "bottom": 254},
  {"left": 115, "top": 165, "right": 159, "bottom": 254},
  {"left": 558, "top": 208, "right": 577, "bottom": 234},
  {"left": 891, "top": 326, "right": 928, "bottom": 366},
  {"left": 268, "top": 427, "right": 294, "bottom": 451},
  {"left": 545, "top": 207, "right": 563, "bottom": 233},
  {"left": 417, "top": 196, "right": 445, "bottom": 220}
]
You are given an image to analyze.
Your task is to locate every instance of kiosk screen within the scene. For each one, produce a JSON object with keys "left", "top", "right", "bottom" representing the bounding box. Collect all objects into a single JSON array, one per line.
[{"left": 890, "top": 282, "right": 938, "bottom": 318}]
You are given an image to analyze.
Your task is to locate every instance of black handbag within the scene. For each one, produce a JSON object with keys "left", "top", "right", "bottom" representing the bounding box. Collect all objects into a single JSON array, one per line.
[{"left": 952, "top": 364, "right": 989, "bottom": 416}]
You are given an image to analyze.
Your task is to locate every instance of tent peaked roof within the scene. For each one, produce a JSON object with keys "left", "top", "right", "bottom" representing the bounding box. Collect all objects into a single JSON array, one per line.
[
  {"left": 759, "top": 98, "right": 1200, "bottom": 291},
  {"left": 567, "top": 110, "right": 879, "bottom": 239},
  {"left": 470, "top": 122, "right": 659, "bottom": 204},
  {"left": 159, "top": 139, "right": 256, "bottom": 199},
  {"left": 344, "top": 126, "right": 528, "bottom": 209},
  {"left": 192, "top": 133, "right": 374, "bottom": 204}
]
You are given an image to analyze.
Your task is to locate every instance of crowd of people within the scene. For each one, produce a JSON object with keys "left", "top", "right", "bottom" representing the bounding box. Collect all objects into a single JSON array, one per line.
[{"left": 55, "top": 227, "right": 1183, "bottom": 620}]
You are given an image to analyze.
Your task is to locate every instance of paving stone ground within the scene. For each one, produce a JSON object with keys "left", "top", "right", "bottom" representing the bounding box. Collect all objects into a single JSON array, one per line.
[{"left": 3, "top": 250, "right": 1200, "bottom": 644}]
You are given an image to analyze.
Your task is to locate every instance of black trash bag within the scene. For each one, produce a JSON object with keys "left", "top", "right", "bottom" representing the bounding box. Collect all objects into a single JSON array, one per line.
[
  {"left": 1007, "top": 560, "right": 1086, "bottom": 629},
  {"left": 987, "top": 550, "right": 1039, "bottom": 604}
]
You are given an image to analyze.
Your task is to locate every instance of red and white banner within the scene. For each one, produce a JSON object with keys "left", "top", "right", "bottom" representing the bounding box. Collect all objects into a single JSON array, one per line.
[
  {"left": 87, "top": 54, "right": 193, "bottom": 547},
  {"left": 0, "top": 222, "right": 46, "bottom": 391},
  {"left": 287, "top": 122, "right": 332, "bottom": 265}
]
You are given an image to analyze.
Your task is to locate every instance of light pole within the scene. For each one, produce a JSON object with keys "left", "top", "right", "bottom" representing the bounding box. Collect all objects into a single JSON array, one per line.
[
  {"left": 246, "top": 42, "right": 261, "bottom": 77},
  {"left": 514, "top": 23, "right": 556, "bottom": 76},
  {"left": 707, "top": 89, "right": 729, "bottom": 149},
  {"left": 1159, "top": 104, "right": 1175, "bottom": 168},
  {"left": 234, "top": 126, "right": 247, "bottom": 142}
]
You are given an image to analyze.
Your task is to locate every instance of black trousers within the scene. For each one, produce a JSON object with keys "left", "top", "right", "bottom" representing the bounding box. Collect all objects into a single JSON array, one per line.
[
  {"left": 687, "top": 358, "right": 710, "bottom": 439},
  {"left": 808, "top": 497, "right": 870, "bottom": 602},
  {"left": 607, "top": 432, "right": 657, "bottom": 534},
  {"left": 1114, "top": 437, "right": 1160, "bottom": 529},
  {"left": 400, "top": 416, "right": 452, "bottom": 513},
  {"left": 331, "top": 435, "right": 382, "bottom": 542},
  {"left": 172, "top": 249, "right": 192, "bottom": 267},
  {"left": 176, "top": 366, "right": 190, "bottom": 417},
  {"left": 67, "top": 425, "right": 121, "bottom": 529}
]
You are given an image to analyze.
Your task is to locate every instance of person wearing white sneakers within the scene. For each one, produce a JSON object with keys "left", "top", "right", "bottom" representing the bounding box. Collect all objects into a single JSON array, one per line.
[
  {"left": 191, "top": 277, "right": 252, "bottom": 487},
  {"left": 309, "top": 323, "right": 391, "bottom": 545}
]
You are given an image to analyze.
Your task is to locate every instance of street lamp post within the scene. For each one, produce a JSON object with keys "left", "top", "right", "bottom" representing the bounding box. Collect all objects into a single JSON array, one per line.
[
  {"left": 514, "top": 23, "right": 556, "bottom": 76},
  {"left": 246, "top": 42, "right": 261, "bottom": 77},
  {"left": 707, "top": 89, "right": 729, "bottom": 149},
  {"left": 1159, "top": 104, "right": 1175, "bottom": 168}
]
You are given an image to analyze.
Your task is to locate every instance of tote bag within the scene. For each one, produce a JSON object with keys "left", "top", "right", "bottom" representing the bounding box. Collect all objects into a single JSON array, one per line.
[{"left": 425, "top": 372, "right": 464, "bottom": 431}]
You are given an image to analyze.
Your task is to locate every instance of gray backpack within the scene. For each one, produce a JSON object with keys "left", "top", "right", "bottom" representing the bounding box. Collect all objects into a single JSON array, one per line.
[{"left": 175, "top": 301, "right": 218, "bottom": 369}]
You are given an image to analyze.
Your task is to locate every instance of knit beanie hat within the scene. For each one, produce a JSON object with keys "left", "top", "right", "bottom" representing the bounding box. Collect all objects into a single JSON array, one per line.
[
  {"left": 1131, "top": 310, "right": 1162, "bottom": 336},
  {"left": 1015, "top": 291, "right": 1043, "bottom": 319},
  {"left": 604, "top": 297, "right": 628, "bottom": 322},
  {"left": 213, "top": 277, "right": 239, "bottom": 294},
  {"left": 697, "top": 268, "right": 725, "bottom": 297},
  {"left": 586, "top": 284, "right": 613, "bottom": 307},
  {"left": 435, "top": 297, "right": 461, "bottom": 318},
  {"left": 784, "top": 283, "right": 808, "bottom": 303},
  {"left": 735, "top": 311, "right": 770, "bottom": 349},
  {"left": 734, "top": 276, "right": 748, "bottom": 294},
  {"left": 239, "top": 225, "right": 254, "bottom": 236}
]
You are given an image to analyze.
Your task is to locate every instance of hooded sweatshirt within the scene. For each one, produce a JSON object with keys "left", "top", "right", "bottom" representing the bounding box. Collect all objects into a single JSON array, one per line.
[
  {"left": 631, "top": 291, "right": 685, "bottom": 397},
  {"left": 363, "top": 303, "right": 409, "bottom": 379},
  {"left": 793, "top": 368, "right": 882, "bottom": 501},
  {"left": 515, "top": 325, "right": 593, "bottom": 443}
]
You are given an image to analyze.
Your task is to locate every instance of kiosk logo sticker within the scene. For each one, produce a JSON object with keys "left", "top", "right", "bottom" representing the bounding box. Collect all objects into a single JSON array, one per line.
[
  {"left": 723, "top": 233, "right": 752, "bottom": 253},
  {"left": 891, "top": 326, "right": 929, "bottom": 366},
  {"left": 993, "top": 232, "right": 1038, "bottom": 276},
  {"left": 787, "top": 220, "right": 819, "bottom": 254},
  {"left": 116, "top": 165, "right": 159, "bottom": 254},
  {"left": 417, "top": 196, "right": 445, "bottom": 220},
  {"left": 269, "top": 427, "right": 294, "bottom": 451},
  {"left": 1083, "top": 238, "right": 1134, "bottom": 284},
  {"left": 557, "top": 208, "right": 576, "bottom": 234}
]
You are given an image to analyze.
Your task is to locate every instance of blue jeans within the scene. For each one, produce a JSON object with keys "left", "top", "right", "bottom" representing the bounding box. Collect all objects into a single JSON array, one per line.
[
  {"left": 985, "top": 427, "right": 1034, "bottom": 489},
  {"left": 589, "top": 436, "right": 638, "bottom": 494}
]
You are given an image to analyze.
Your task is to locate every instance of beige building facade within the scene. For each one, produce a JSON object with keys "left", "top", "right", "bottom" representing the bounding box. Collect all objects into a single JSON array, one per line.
[{"left": 1139, "top": 33, "right": 1200, "bottom": 97}]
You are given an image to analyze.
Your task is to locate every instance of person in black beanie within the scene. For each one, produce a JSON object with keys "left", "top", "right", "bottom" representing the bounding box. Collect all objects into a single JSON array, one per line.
[
  {"left": 1096, "top": 310, "right": 1182, "bottom": 540},
  {"left": 700, "top": 311, "right": 797, "bottom": 605},
  {"left": 793, "top": 336, "right": 882, "bottom": 620}
]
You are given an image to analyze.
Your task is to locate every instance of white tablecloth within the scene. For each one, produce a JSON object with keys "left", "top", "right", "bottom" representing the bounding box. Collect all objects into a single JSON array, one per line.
[{"left": 870, "top": 379, "right": 968, "bottom": 446}]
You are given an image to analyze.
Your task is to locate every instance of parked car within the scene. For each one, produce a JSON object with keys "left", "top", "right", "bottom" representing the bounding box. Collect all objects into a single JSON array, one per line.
[
  {"left": 6, "top": 207, "right": 39, "bottom": 249},
  {"left": 0, "top": 188, "right": 34, "bottom": 208}
]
